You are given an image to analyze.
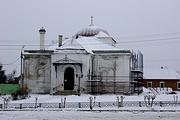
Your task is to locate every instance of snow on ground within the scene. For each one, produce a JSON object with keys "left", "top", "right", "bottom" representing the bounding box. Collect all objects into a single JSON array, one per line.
[
  {"left": 1, "top": 88, "right": 180, "bottom": 120},
  {"left": 0, "top": 87, "right": 180, "bottom": 105},
  {"left": 4, "top": 93, "right": 180, "bottom": 104},
  {"left": 0, "top": 111, "right": 180, "bottom": 120}
]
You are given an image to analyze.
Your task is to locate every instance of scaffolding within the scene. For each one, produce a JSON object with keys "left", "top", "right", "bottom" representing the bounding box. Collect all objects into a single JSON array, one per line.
[
  {"left": 85, "top": 75, "right": 139, "bottom": 95},
  {"left": 131, "top": 70, "right": 143, "bottom": 94}
]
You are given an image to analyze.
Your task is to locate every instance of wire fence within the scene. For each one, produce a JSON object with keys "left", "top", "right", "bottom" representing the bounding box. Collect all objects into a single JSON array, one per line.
[{"left": 1, "top": 101, "right": 180, "bottom": 110}]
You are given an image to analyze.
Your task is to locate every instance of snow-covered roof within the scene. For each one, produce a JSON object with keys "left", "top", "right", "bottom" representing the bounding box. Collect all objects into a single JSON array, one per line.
[
  {"left": 47, "top": 22, "right": 121, "bottom": 54},
  {"left": 48, "top": 36, "right": 120, "bottom": 54},
  {"left": 144, "top": 68, "right": 180, "bottom": 79}
]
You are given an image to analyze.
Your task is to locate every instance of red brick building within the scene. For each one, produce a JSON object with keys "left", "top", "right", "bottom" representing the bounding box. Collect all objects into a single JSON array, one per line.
[{"left": 143, "top": 68, "right": 180, "bottom": 91}]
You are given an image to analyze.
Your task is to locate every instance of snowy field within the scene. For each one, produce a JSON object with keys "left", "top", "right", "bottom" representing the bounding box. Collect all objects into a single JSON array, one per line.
[
  {"left": 1, "top": 87, "right": 179, "bottom": 104},
  {"left": 0, "top": 111, "right": 180, "bottom": 120},
  {"left": 1, "top": 88, "right": 180, "bottom": 119},
  {"left": 3, "top": 93, "right": 180, "bottom": 103}
]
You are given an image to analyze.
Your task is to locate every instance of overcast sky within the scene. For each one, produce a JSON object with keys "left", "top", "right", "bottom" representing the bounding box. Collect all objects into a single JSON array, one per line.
[{"left": 0, "top": 0, "right": 180, "bottom": 74}]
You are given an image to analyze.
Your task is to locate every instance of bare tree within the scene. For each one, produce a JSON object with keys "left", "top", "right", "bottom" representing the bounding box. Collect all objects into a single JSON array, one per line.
[{"left": 0, "top": 63, "right": 7, "bottom": 83}]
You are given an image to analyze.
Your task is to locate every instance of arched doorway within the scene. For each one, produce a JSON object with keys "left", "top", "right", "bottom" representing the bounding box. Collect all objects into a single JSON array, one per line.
[{"left": 64, "top": 67, "right": 74, "bottom": 90}]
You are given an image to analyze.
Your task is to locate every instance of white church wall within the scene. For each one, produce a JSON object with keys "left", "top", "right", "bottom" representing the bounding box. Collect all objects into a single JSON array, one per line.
[
  {"left": 91, "top": 52, "right": 132, "bottom": 93},
  {"left": 24, "top": 54, "right": 51, "bottom": 94}
]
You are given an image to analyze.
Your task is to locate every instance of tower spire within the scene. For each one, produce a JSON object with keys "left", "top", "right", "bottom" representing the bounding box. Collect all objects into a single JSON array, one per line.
[{"left": 90, "top": 16, "right": 94, "bottom": 26}]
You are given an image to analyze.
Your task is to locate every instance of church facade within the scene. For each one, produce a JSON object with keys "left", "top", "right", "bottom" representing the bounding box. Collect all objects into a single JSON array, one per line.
[{"left": 23, "top": 21, "right": 143, "bottom": 95}]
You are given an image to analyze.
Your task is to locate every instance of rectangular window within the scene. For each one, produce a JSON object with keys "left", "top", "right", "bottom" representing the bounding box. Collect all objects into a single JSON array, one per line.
[
  {"left": 160, "top": 81, "right": 165, "bottom": 88},
  {"left": 177, "top": 82, "right": 180, "bottom": 89},
  {"left": 147, "top": 82, "right": 152, "bottom": 88}
]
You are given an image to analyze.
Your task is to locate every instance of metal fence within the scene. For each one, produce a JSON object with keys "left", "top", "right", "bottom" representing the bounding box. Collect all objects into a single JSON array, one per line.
[{"left": 1, "top": 101, "right": 180, "bottom": 110}]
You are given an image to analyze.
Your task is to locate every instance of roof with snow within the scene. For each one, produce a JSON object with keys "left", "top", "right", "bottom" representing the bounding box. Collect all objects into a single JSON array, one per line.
[
  {"left": 62, "top": 37, "right": 118, "bottom": 53},
  {"left": 48, "top": 23, "right": 121, "bottom": 54},
  {"left": 143, "top": 68, "right": 180, "bottom": 80}
]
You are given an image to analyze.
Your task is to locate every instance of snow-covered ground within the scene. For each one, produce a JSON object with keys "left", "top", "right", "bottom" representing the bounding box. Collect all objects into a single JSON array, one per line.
[
  {"left": 0, "top": 91, "right": 180, "bottom": 112},
  {"left": 3, "top": 93, "right": 179, "bottom": 103},
  {"left": 0, "top": 87, "right": 179, "bottom": 104},
  {"left": 1, "top": 88, "right": 180, "bottom": 120},
  {"left": 0, "top": 88, "right": 177, "bottom": 103},
  {"left": 0, "top": 111, "right": 180, "bottom": 120}
]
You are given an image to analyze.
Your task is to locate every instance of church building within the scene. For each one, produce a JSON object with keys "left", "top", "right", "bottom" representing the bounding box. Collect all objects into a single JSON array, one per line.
[{"left": 23, "top": 18, "right": 143, "bottom": 95}]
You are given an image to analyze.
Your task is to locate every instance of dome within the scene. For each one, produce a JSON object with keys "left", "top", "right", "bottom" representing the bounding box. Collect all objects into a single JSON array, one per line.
[
  {"left": 76, "top": 25, "right": 109, "bottom": 37},
  {"left": 75, "top": 17, "right": 109, "bottom": 38}
]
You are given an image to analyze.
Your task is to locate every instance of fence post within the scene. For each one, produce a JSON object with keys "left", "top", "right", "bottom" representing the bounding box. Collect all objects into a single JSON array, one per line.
[
  {"left": 98, "top": 102, "right": 101, "bottom": 108},
  {"left": 160, "top": 101, "right": 162, "bottom": 107},
  {"left": 120, "top": 96, "right": 125, "bottom": 107},
  {"left": 20, "top": 104, "right": 22, "bottom": 109},
  {"left": 59, "top": 103, "right": 61, "bottom": 108},
  {"left": 89, "top": 97, "right": 93, "bottom": 110},
  {"left": 139, "top": 102, "right": 142, "bottom": 107},
  {"left": 61, "top": 98, "right": 63, "bottom": 108},
  {"left": 64, "top": 97, "right": 66, "bottom": 108},
  {"left": 35, "top": 97, "right": 38, "bottom": 108},
  {"left": 78, "top": 102, "right": 81, "bottom": 108},
  {"left": 94, "top": 96, "right": 96, "bottom": 105},
  {"left": 117, "top": 96, "right": 120, "bottom": 108}
]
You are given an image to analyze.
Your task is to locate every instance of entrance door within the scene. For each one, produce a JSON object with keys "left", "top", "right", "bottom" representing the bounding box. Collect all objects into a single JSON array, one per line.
[{"left": 64, "top": 67, "right": 74, "bottom": 90}]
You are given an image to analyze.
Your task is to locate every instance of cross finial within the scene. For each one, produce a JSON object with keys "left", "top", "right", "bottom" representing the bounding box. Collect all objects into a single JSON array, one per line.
[{"left": 90, "top": 16, "right": 94, "bottom": 26}]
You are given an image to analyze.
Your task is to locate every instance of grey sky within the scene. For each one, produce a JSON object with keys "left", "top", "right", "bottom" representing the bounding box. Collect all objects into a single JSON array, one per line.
[{"left": 0, "top": 0, "right": 180, "bottom": 74}]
